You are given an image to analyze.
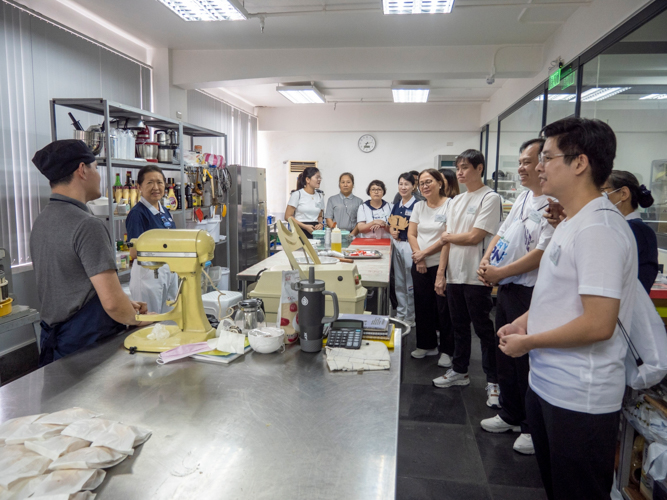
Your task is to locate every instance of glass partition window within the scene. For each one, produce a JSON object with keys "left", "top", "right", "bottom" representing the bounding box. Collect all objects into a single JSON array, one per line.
[
  {"left": 580, "top": 12, "right": 667, "bottom": 233},
  {"left": 545, "top": 75, "right": 577, "bottom": 124},
  {"left": 494, "top": 99, "right": 543, "bottom": 213}
]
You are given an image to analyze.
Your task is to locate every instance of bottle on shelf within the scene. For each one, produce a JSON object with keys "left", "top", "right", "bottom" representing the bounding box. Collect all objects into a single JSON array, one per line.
[
  {"left": 129, "top": 184, "right": 138, "bottom": 208},
  {"left": 167, "top": 183, "right": 177, "bottom": 211},
  {"left": 174, "top": 183, "right": 182, "bottom": 210},
  {"left": 125, "top": 171, "right": 132, "bottom": 186},
  {"left": 185, "top": 183, "right": 192, "bottom": 209},
  {"left": 113, "top": 173, "right": 123, "bottom": 204}
]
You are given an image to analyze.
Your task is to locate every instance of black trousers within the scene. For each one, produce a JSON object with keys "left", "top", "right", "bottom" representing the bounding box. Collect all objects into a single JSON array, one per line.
[
  {"left": 411, "top": 264, "right": 454, "bottom": 355},
  {"left": 447, "top": 284, "right": 497, "bottom": 383},
  {"left": 525, "top": 387, "right": 620, "bottom": 500},
  {"left": 495, "top": 283, "right": 533, "bottom": 432}
]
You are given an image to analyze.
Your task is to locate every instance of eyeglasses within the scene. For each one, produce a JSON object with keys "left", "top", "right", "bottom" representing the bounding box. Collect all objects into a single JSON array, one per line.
[
  {"left": 419, "top": 179, "right": 434, "bottom": 188},
  {"left": 538, "top": 153, "right": 581, "bottom": 164},
  {"left": 369, "top": 188, "right": 384, "bottom": 193}
]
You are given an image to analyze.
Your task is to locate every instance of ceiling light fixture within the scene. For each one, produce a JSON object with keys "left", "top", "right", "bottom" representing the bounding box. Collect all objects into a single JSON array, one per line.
[
  {"left": 577, "top": 87, "right": 631, "bottom": 102},
  {"left": 157, "top": 0, "right": 247, "bottom": 21},
  {"left": 383, "top": 0, "right": 455, "bottom": 15},
  {"left": 392, "top": 87, "right": 430, "bottom": 103},
  {"left": 640, "top": 94, "right": 667, "bottom": 100},
  {"left": 277, "top": 85, "right": 326, "bottom": 104}
]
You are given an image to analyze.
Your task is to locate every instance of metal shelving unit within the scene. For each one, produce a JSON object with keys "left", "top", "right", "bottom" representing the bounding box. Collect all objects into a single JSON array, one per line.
[{"left": 50, "top": 98, "right": 230, "bottom": 271}]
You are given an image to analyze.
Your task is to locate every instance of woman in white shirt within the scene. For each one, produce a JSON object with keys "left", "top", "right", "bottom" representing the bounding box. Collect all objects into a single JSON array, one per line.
[
  {"left": 356, "top": 180, "right": 393, "bottom": 239},
  {"left": 408, "top": 168, "right": 459, "bottom": 367},
  {"left": 285, "top": 166, "right": 324, "bottom": 239}
]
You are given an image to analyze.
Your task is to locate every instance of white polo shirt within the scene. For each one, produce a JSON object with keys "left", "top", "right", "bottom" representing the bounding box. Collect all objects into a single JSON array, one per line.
[
  {"left": 490, "top": 189, "right": 554, "bottom": 287},
  {"left": 287, "top": 189, "right": 325, "bottom": 222},
  {"left": 410, "top": 197, "right": 451, "bottom": 268},
  {"left": 528, "top": 196, "right": 638, "bottom": 414},
  {"left": 357, "top": 201, "right": 393, "bottom": 239},
  {"left": 445, "top": 186, "right": 502, "bottom": 285}
]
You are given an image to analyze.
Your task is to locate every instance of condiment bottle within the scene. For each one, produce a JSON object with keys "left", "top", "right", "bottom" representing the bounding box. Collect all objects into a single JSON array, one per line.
[
  {"left": 167, "top": 183, "right": 177, "bottom": 211},
  {"left": 331, "top": 226, "right": 342, "bottom": 253},
  {"left": 129, "top": 185, "right": 138, "bottom": 208},
  {"left": 114, "top": 185, "right": 123, "bottom": 205}
]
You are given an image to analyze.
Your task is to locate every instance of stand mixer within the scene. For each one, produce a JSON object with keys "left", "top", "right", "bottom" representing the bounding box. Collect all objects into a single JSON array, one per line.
[{"left": 124, "top": 229, "right": 216, "bottom": 352}]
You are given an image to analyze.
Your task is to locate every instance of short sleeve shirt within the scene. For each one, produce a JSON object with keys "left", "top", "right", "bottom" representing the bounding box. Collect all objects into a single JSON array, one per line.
[
  {"left": 125, "top": 197, "right": 176, "bottom": 241},
  {"left": 287, "top": 189, "right": 325, "bottom": 222},
  {"left": 29, "top": 194, "right": 117, "bottom": 326},
  {"left": 490, "top": 190, "right": 554, "bottom": 287},
  {"left": 324, "top": 193, "right": 363, "bottom": 231},
  {"left": 357, "top": 200, "right": 393, "bottom": 239},
  {"left": 390, "top": 196, "right": 418, "bottom": 242},
  {"left": 527, "top": 197, "right": 638, "bottom": 414},
  {"left": 410, "top": 198, "right": 451, "bottom": 268},
  {"left": 445, "top": 186, "right": 502, "bottom": 285}
]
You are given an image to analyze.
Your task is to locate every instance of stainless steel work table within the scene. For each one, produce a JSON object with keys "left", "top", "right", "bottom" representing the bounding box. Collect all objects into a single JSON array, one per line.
[
  {"left": 237, "top": 244, "right": 392, "bottom": 314},
  {"left": 0, "top": 331, "right": 401, "bottom": 499}
]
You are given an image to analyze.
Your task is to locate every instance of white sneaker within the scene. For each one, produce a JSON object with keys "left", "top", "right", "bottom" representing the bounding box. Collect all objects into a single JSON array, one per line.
[
  {"left": 437, "top": 353, "right": 452, "bottom": 368},
  {"left": 513, "top": 433, "right": 535, "bottom": 455},
  {"left": 433, "top": 369, "right": 470, "bottom": 388},
  {"left": 480, "top": 415, "right": 521, "bottom": 434},
  {"left": 486, "top": 383, "right": 501, "bottom": 409},
  {"left": 411, "top": 348, "right": 439, "bottom": 359}
]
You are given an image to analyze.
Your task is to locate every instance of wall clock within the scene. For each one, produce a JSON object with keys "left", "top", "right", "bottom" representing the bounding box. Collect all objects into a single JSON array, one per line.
[{"left": 358, "top": 134, "right": 376, "bottom": 153}]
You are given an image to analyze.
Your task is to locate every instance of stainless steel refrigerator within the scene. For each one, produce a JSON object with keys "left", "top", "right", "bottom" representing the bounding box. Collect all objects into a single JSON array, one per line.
[{"left": 217, "top": 165, "right": 268, "bottom": 291}]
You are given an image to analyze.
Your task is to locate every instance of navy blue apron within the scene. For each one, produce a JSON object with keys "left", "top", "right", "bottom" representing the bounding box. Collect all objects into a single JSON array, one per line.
[{"left": 39, "top": 294, "right": 125, "bottom": 367}]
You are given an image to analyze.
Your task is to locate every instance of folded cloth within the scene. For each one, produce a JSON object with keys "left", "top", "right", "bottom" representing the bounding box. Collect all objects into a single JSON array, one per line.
[
  {"left": 0, "top": 455, "right": 52, "bottom": 488},
  {"left": 0, "top": 415, "right": 46, "bottom": 444},
  {"left": 31, "top": 469, "right": 105, "bottom": 497},
  {"left": 5, "top": 424, "right": 66, "bottom": 445},
  {"left": 325, "top": 341, "right": 391, "bottom": 371},
  {"left": 25, "top": 436, "right": 91, "bottom": 461},
  {"left": 62, "top": 419, "right": 135, "bottom": 455},
  {"left": 0, "top": 445, "right": 40, "bottom": 469},
  {"left": 35, "top": 409, "right": 100, "bottom": 426},
  {"left": 49, "top": 447, "right": 126, "bottom": 470},
  {"left": 0, "top": 474, "right": 48, "bottom": 500}
]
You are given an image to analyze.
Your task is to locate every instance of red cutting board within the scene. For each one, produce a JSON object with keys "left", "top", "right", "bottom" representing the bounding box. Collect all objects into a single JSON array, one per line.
[{"left": 351, "top": 238, "right": 391, "bottom": 246}]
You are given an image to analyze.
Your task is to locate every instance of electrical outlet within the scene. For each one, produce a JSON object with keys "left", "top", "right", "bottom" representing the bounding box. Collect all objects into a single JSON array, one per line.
[{"left": 176, "top": 111, "right": 182, "bottom": 119}]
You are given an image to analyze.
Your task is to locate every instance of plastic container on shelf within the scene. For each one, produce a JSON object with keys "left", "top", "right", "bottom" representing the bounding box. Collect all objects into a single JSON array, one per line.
[{"left": 186, "top": 216, "right": 221, "bottom": 242}]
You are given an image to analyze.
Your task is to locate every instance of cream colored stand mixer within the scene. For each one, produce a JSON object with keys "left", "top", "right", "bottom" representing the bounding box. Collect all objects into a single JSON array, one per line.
[{"left": 124, "top": 229, "right": 216, "bottom": 352}]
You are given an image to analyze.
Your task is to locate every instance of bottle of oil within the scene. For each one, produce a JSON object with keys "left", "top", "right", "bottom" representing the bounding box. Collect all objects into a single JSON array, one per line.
[{"left": 331, "top": 226, "right": 342, "bottom": 253}]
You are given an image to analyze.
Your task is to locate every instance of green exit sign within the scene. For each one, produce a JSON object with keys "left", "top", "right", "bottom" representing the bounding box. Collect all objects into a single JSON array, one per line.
[
  {"left": 548, "top": 68, "right": 561, "bottom": 90},
  {"left": 560, "top": 63, "right": 575, "bottom": 90}
]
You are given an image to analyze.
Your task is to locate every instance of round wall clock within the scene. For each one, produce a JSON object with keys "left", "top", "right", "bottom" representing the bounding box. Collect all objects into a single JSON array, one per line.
[{"left": 358, "top": 134, "right": 376, "bottom": 153}]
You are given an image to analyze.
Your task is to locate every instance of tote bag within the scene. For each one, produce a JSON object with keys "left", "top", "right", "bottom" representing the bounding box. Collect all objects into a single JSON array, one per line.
[{"left": 619, "top": 280, "right": 667, "bottom": 389}]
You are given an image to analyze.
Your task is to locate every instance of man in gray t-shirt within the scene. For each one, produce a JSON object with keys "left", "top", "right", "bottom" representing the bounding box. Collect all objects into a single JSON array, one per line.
[{"left": 30, "top": 140, "right": 151, "bottom": 365}]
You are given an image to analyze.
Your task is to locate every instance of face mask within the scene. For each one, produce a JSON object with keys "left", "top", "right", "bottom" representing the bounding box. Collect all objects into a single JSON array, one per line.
[
  {"left": 602, "top": 188, "right": 622, "bottom": 206},
  {"left": 156, "top": 342, "right": 212, "bottom": 365}
]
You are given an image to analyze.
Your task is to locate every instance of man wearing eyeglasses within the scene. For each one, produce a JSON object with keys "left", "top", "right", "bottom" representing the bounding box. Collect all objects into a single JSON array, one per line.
[
  {"left": 498, "top": 117, "right": 637, "bottom": 500},
  {"left": 476, "top": 138, "right": 554, "bottom": 456},
  {"left": 30, "top": 140, "right": 153, "bottom": 366}
]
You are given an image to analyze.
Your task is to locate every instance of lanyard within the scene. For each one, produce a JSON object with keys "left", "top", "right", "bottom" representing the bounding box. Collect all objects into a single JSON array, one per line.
[{"left": 520, "top": 199, "right": 549, "bottom": 223}]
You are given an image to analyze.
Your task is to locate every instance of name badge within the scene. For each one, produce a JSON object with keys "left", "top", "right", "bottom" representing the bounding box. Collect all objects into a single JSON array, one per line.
[
  {"left": 528, "top": 210, "right": 542, "bottom": 224},
  {"left": 549, "top": 245, "right": 561, "bottom": 266},
  {"left": 434, "top": 213, "right": 446, "bottom": 223},
  {"left": 405, "top": 210, "right": 413, "bottom": 217},
  {"left": 466, "top": 206, "right": 476, "bottom": 215}
]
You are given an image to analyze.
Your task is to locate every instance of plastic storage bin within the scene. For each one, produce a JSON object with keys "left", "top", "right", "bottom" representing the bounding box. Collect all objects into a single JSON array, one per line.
[{"left": 186, "top": 216, "right": 221, "bottom": 242}]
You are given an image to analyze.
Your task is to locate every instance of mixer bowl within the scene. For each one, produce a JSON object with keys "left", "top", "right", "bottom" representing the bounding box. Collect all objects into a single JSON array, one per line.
[
  {"left": 73, "top": 130, "right": 103, "bottom": 155},
  {"left": 137, "top": 142, "right": 158, "bottom": 161}
]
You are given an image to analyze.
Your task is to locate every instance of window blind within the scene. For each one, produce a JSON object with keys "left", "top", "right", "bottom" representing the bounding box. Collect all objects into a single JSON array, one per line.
[
  {"left": 186, "top": 90, "right": 258, "bottom": 166},
  {"left": 0, "top": 1, "right": 150, "bottom": 267}
]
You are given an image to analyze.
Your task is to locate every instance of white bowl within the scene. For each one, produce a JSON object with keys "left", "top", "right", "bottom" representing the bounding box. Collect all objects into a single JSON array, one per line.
[
  {"left": 248, "top": 327, "right": 285, "bottom": 354},
  {"left": 87, "top": 201, "right": 118, "bottom": 216}
]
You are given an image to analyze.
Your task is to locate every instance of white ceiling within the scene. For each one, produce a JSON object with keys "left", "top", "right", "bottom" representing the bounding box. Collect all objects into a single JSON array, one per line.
[{"left": 62, "top": 0, "right": 590, "bottom": 107}]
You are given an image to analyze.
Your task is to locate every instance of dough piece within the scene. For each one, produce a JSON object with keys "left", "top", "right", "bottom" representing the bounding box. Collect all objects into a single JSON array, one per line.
[
  {"left": 49, "top": 447, "right": 126, "bottom": 470},
  {"left": 25, "top": 436, "right": 91, "bottom": 461},
  {"left": 35, "top": 409, "right": 100, "bottom": 426}
]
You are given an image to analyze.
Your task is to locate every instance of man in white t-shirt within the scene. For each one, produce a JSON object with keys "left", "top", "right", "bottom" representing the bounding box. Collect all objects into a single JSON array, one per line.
[
  {"left": 499, "top": 117, "right": 637, "bottom": 500},
  {"left": 433, "top": 150, "right": 503, "bottom": 409},
  {"left": 476, "top": 138, "right": 554, "bottom": 456}
]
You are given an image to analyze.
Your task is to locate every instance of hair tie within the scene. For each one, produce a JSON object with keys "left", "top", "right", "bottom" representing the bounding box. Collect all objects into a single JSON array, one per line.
[{"left": 640, "top": 184, "right": 651, "bottom": 196}]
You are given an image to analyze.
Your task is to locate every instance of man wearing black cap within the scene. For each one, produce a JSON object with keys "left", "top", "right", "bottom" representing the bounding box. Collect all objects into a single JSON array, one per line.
[{"left": 30, "top": 139, "right": 151, "bottom": 366}]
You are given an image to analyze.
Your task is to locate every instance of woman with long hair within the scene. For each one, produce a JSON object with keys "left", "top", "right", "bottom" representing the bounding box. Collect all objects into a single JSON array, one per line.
[
  {"left": 408, "top": 168, "right": 459, "bottom": 365},
  {"left": 285, "top": 166, "right": 324, "bottom": 239},
  {"left": 602, "top": 170, "right": 658, "bottom": 293}
]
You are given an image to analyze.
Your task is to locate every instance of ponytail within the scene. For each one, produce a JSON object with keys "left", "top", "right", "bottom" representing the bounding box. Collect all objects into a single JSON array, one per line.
[
  {"left": 297, "top": 166, "right": 320, "bottom": 190},
  {"left": 607, "top": 170, "right": 654, "bottom": 210}
]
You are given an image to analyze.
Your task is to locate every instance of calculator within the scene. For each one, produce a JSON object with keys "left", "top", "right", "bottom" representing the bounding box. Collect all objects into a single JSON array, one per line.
[{"left": 326, "top": 320, "right": 364, "bottom": 349}]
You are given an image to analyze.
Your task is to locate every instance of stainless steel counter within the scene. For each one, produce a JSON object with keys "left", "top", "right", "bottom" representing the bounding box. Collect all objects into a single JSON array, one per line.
[{"left": 0, "top": 332, "right": 401, "bottom": 499}]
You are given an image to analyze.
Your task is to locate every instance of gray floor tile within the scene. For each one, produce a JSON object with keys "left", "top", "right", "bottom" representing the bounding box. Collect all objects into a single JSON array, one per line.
[
  {"left": 397, "top": 476, "right": 492, "bottom": 500},
  {"left": 400, "top": 383, "right": 468, "bottom": 425},
  {"left": 489, "top": 484, "right": 548, "bottom": 500}
]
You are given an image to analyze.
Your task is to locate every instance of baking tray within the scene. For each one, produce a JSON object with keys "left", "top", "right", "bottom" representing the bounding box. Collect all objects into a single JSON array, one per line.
[{"left": 343, "top": 249, "right": 383, "bottom": 259}]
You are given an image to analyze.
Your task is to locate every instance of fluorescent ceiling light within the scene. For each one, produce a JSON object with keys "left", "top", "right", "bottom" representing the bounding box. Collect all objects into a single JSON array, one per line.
[
  {"left": 277, "top": 86, "right": 326, "bottom": 104},
  {"left": 383, "top": 0, "right": 454, "bottom": 15},
  {"left": 392, "top": 87, "right": 430, "bottom": 103},
  {"left": 157, "top": 0, "right": 246, "bottom": 21},
  {"left": 579, "top": 87, "right": 630, "bottom": 102},
  {"left": 640, "top": 94, "right": 667, "bottom": 100}
]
